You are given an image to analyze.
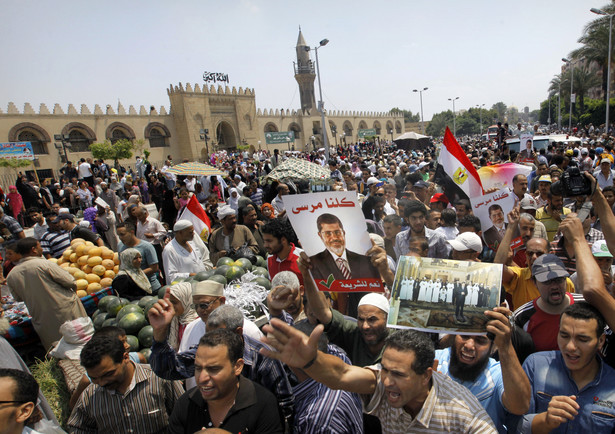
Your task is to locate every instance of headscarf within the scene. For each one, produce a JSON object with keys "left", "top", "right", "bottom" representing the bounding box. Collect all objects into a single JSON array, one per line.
[
  {"left": 116, "top": 248, "right": 152, "bottom": 294},
  {"left": 167, "top": 282, "right": 199, "bottom": 351},
  {"left": 228, "top": 188, "right": 239, "bottom": 211},
  {"left": 261, "top": 203, "right": 275, "bottom": 218},
  {"left": 6, "top": 186, "right": 23, "bottom": 219}
]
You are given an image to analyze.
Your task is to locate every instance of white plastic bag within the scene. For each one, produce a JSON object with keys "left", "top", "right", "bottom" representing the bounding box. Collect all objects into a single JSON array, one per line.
[{"left": 49, "top": 317, "right": 94, "bottom": 360}]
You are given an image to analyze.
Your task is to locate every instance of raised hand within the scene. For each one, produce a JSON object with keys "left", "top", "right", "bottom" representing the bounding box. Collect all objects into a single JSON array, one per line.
[{"left": 260, "top": 318, "right": 322, "bottom": 369}]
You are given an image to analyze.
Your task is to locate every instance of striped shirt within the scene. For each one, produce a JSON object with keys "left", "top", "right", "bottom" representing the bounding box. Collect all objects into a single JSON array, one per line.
[
  {"left": 293, "top": 347, "right": 363, "bottom": 434},
  {"left": 68, "top": 362, "right": 184, "bottom": 434},
  {"left": 40, "top": 229, "right": 71, "bottom": 258},
  {"left": 366, "top": 369, "right": 496, "bottom": 433}
]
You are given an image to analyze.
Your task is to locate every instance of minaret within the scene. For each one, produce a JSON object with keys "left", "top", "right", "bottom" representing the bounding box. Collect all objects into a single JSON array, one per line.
[{"left": 294, "top": 27, "right": 317, "bottom": 112}]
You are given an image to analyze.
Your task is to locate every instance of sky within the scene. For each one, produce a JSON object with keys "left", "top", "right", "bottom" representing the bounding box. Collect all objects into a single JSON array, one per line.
[{"left": 1, "top": 0, "right": 606, "bottom": 122}]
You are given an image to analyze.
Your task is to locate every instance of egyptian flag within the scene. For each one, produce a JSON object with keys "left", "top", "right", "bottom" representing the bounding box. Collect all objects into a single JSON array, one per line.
[
  {"left": 434, "top": 127, "right": 484, "bottom": 203},
  {"left": 178, "top": 195, "right": 212, "bottom": 242}
]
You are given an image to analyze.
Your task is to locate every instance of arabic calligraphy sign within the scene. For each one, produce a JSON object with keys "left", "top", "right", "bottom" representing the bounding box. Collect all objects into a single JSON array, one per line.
[
  {"left": 285, "top": 191, "right": 384, "bottom": 293},
  {"left": 265, "top": 131, "right": 295, "bottom": 145},
  {"left": 358, "top": 128, "right": 377, "bottom": 138},
  {"left": 203, "top": 71, "right": 230, "bottom": 84},
  {"left": 0, "top": 142, "right": 35, "bottom": 160}
]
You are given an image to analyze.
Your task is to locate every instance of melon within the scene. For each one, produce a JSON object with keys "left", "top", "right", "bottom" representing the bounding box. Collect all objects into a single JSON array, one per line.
[
  {"left": 71, "top": 238, "right": 86, "bottom": 245},
  {"left": 87, "top": 256, "right": 103, "bottom": 267},
  {"left": 225, "top": 265, "right": 245, "bottom": 282},
  {"left": 78, "top": 255, "right": 89, "bottom": 266},
  {"left": 194, "top": 270, "right": 214, "bottom": 281},
  {"left": 137, "top": 325, "right": 154, "bottom": 348},
  {"left": 101, "top": 259, "right": 115, "bottom": 270},
  {"left": 104, "top": 270, "right": 116, "bottom": 279},
  {"left": 93, "top": 312, "right": 109, "bottom": 329},
  {"left": 101, "top": 249, "right": 114, "bottom": 260},
  {"left": 102, "top": 317, "right": 118, "bottom": 328},
  {"left": 255, "top": 255, "right": 266, "bottom": 268},
  {"left": 139, "top": 348, "right": 152, "bottom": 362},
  {"left": 74, "top": 244, "right": 87, "bottom": 257},
  {"left": 98, "top": 295, "right": 115, "bottom": 312},
  {"left": 84, "top": 241, "right": 94, "bottom": 247},
  {"left": 60, "top": 263, "right": 70, "bottom": 269},
  {"left": 63, "top": 249, "right": 73, "bottom": 260},
  {"left": 253, "top": 276, "right": 272, "bottom": 291},
  {"left": 87, "top": 282, "right": 102, "bottom": 294},
  {"left": 208, "top": 274, "right": 227, "bottom": 285},
  {"left": 76, "top": 290, "right": 88, "bottom": 298},
  {"left": 216, "top": 257, "right": 235, "bottom": 267},
  {"left": 251, "top": 266, "right": 269, "bottom": 277},
  {"left": 113, "top": 253, "right": 120, "bottom": 265},
  {"left": 100, "top": 277, "right": 113, "bottom": 288},
  {"left": 118, "top": 312, "right": 148, "bottom": 335},
  {"left": 57, "top": 258, "right": 64, "bottom": 265},
  {"left": 67, "top": 267, "right": 78, "bottom": 276},
  {"left": 69, "top": 263, "right": 79, "bottom": 269},
  {"left": 48, "top": 258, "right": 58, "bottom": 264},
  {"left": 113, "top": 265, "right": 119, "bottom": 274},
  {"left": 75, "top": 279, "right": 88, "bottom": 291},
  {"left": 92, "top": 265, "right": 106, "bottom": 276},
  {"left": 125, "top": 335, "right": 139, "bottom": 352},
  {"left": 82, "top": 265, "right": 93, "bottom": 274},
  {"left": 214, "top": 265, "right": 230, "bottom": 276},
  {"left": 138, "top": 296, "right": 158, "bottom": 309},
  {"left": 106, "top": 298, "right": 126, "bottom": 317},
  {"left": 86, "top": 274, "right": 101, "bottom": 284},
  {"left": 234, "top": 258, "right": 253, "bottom": 271},
  {"left": 117, "top": 304, "right": 143, "bottom": 321},
  {"left": 69, "top": 253, "right": 79, "bottom": 263}
]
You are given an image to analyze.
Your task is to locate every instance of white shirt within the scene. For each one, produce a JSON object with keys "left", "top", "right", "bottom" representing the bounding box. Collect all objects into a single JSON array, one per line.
[
  {"left": 33, "top": 219, "right": 48, "bottom": 240},
  {"left": 78, "top": 162, "right": 92, "bottom": 178},
  {"left": 162, "top": 237, "right": 213, "bottom": 283},
  {"left": 180, "top": 317, "right": 264, "bottom": 389},
  {"left": 136, "top": 217, "right": 167, "bottom": 245}
]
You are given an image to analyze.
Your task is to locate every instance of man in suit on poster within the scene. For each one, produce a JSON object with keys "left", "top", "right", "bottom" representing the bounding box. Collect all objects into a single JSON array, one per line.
[
  {"left": 483, "top": 204, "right": 508, "bottom": 250},
  {"left": 310, "top": 213, "right": 382, "bottom": 317}
]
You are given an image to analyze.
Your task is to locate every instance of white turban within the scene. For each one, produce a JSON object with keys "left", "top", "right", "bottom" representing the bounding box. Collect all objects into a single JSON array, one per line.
[
  {"left": 192, "top": 280, "right": 224, "bottom": 297},
  {"left": 358, "top": 293, "right": 390, "bottom": 314},
  {"left": 173, "top": 219, "right": 193, "bottom": 231},
  {"left": 217, "top": 205, "right": 236, "bottom": 220}
]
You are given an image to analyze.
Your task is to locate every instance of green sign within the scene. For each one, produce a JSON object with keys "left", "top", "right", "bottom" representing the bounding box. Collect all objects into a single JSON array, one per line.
[
  {"left": 265, "top": 131, "right": 295, "bottom": 145},
  {"left": 358, "top": 128, "right": 377, "bottom": 138}
]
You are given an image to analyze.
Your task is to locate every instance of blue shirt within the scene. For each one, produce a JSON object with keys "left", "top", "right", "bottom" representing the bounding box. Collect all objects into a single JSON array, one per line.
[
  {"left": 436, "top": 347, "right": 507, "bottom": 433},
  {"left": 118, "top": 240, "right": 161, "bottom": 291},
  {"left": 519, "top": 350, "right": 615, "bottom": 433}
]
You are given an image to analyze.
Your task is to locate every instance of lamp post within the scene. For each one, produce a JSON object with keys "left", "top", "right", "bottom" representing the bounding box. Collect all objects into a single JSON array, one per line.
[
  {"left": 53, "top": 134, "right": 71, "bottom": 163},
  {"left": 388, "top": 128, "right": 394, "bottom": 142},
  {"left": 476, "top": 104, "right": 485, "bottom": 136},
  {"left": 199, "top": 128, "right": 210, "bottom": 160},
  {"left": 591, "top": 7, "right": 613, "bottom": 134},
  {"left": 413, "top": 87, "right": 428, "bottom": 134},
  {"left": 562, "top": 58, "right": 574, "bottom": 131},
  {"left": 332, "top": 125, "right": 338, "bottom": 147},
  {"left": 306, "top": 39, "right": 330, "bottom": 160},
  {"left": 547, "top": 94, "right": 552, "bottom": 129},
  {"left": 558, "top": 80, "right": 562, "bottom": 130},
  {"left": 448, "top": 97, "right": 460, "bottom": 136},
  {"left": 311, "top": 135, "right": 316, "bottom": 152}
]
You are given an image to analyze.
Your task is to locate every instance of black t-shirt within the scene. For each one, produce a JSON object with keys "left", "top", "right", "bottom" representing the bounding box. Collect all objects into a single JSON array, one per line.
[{"left": 70, "top": 225, "right": 100, "bottom": 243}]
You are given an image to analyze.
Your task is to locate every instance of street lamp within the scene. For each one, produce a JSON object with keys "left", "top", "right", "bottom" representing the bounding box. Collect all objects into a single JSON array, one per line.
[
  {"left": 53, "top": 134, "right": 71, "bottom": 163},
  {"left": 305, "top": 38, "right": 330, "bottom": 160},
  {"left": 311, "top": 135, "right": 316, "bottom": 152},
  {"left": 332, "top": 125, "right": 338, "bottom": 147},
  {"left": 476, "top": 104, "right": 485, "bottom": 136},
  {"left": 413, "top": 87, "right": 428, "bottom": 134},
  {"left": 558, "top": 80, "right": 562, "bottom": 130},
  {"left": 388, "top": 128, "right": 394, "bottom": 142},
  {"left": 591, "top": 7, "right": 613, "bottom": 134},
  {"left": 562, "top": 58, "right": 574, "bottom": 131},
  {"left": 199, "top": 128, "right": 210, "bottom": 160},
  {"left": 448, "top": 97, "right": 460, "bottom": 137}
]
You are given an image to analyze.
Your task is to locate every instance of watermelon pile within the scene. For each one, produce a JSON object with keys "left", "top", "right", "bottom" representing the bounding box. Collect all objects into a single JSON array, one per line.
[{"left": 89, "top": 255, "right": 271, "bottom": 361}]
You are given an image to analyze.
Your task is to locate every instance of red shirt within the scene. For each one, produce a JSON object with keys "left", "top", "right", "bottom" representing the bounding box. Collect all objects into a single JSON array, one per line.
[{"left": 267, "top": 243, "right": 304, "bottom": 286}]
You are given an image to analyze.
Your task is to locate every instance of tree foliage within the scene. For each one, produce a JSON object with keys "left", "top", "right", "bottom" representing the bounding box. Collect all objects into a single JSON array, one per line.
[
  {"left": 426, "top": 106, "right": 499, "bottom": 137},
  {"left": 390, "top": 107, "right": 421, "bottom": 123},
  {"left": 89, "top": 138, "right": 142, "bottom": 167},
  {"left": 0, "top": 158, "right": 32, "bottom": 169}
]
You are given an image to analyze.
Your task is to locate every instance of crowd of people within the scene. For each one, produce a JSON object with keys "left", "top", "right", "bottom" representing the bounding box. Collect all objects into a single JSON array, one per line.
[{"left": 1, "top": 122, "right": 615, "bottom": 433}]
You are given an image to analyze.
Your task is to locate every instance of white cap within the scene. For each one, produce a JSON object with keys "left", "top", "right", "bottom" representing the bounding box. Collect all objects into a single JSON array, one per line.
[
  {"left": 419, "top": 162, "right": 429, "bottom": 169},
  {"left": 366, "top": 177, "right": 380, "bottom": 186},
  {"left": 358, "top": 293, "right": 390, "bottom": 314},
  {"left": 447, "top": 232, "right": 483, "bottom": 253},
  {"left": 217, "top": 205, "right": 236, "bottom": 219},
  {"left": 173, "top": 219, "right": 193, "bottom": 231}
]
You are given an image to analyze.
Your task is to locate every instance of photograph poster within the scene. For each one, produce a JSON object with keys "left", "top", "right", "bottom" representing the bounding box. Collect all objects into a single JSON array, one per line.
[
  {"left": 284, "top": 191, "right": 384, "bottom": 293},
  {"left": 519, "top": 132, "right": 534, "bottom": 163},
  {"left": 388, "top": 256, "right": 502, "bottom": 334},
  {"left": 470, "top": 189, "right": 516, "bottom": 251}
]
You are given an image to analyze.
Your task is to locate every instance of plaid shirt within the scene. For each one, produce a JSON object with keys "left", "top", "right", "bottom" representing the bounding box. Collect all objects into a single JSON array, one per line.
[
  {"left": 551, "top": 228, "right": 604, "bottom": 275},
  {"left": 0, "top": 214, "right": 23, "bottom": 238},
  {"left": 150, "top": 334, "right": 294, "bottom": 419}
]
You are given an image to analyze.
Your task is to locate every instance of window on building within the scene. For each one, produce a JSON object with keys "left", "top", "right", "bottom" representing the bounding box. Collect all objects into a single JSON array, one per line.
[
  {"left": 149, "top": 128, "right": 168, "bottom": 148},
  {"left": 68, "top": 130, "right": 91, "bottom": 152},
  {"left": 17, "top": 131, "right": 48, "bottom": 155},
  {"left": 110, "top": 129, "right": 129, "bottom": 144}
]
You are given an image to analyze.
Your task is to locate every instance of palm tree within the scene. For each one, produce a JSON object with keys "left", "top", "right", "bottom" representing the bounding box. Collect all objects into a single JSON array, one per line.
[{"left": 558, "top": 67, "right": 601, "bottom": 115}]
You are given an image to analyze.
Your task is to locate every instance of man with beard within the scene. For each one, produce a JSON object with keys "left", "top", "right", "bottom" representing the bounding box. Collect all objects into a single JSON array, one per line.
[
  {"left": 435, "top": 307, "right": 531, "bottom": 433},
  {"left": 535, "top": 192, "right": 571, "bottom": 242},
  {"left": 298, "top": 253, "right": 391, "bottom": 367},
  {"left": 512, "top": 254, "right": 584, "bottom": 352},
  {"left": 394, "top": 200, "right": 448, "bottom": 259},
  {"left": 262, "top": 218, "right": 303, "bottom": 285},
  {"left": 208, "top": 205, "right": 259, "bottom": 264},
  {"left": 309, "top": 213, "right": 382, "bottom": 318}
]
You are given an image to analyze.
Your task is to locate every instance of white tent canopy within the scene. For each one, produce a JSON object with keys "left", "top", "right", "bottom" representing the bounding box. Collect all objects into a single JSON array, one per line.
[{"left": 394, "top": 131, "right": 430, "bottom": 141}]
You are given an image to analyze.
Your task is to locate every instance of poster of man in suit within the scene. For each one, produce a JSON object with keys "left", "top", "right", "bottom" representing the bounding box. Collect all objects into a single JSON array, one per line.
[
  {"left": 285, "top": 191, "right": 383, "bottom": 296},
  {"left": 389, "top": 256, "right": 502, "bottom": 334},
  {"left": 469, "top": 189, "right": 515, "bottom": 249}
]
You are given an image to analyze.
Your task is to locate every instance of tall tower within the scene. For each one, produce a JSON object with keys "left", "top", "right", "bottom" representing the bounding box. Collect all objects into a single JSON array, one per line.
[{"left": 294, "top": 28, "right": 316, "bottom": 112}]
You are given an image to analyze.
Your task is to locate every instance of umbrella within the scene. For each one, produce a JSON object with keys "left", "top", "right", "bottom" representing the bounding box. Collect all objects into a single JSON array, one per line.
[
  {"left": 166, "top": 162, "right": 226, "bottom": 177},
  {"left": 265, "top": 157, "right": 331, "bottom": 182},
  {"left": 393, "top": 131, "right": 432, "bottom": 151}
]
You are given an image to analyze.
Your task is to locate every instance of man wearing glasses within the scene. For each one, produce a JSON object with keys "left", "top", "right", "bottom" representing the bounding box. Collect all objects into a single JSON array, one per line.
[
  {"left": 0, "top": 369, "right": 44, "bottom": 434},
  {"left": 512, "top": 254, "right": 584, "bottom": 353}
]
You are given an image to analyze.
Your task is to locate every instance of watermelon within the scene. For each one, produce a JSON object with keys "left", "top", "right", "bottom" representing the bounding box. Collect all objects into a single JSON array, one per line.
[
  {"left": 225, "top": 265, "right": 246, "bottom": 282},
  {"left": 255, "top": 255, "right": 266, "bottom": 268},
  {"left": 234, "top": 258, "right": 253, "bottom": 271},
  {"left": 143, "top": 299, "right": 158, "bottom": 317},
  {"left": 129, "top": 299, "right": 140, "bottom": 305},
  {"left": 93, "top": 312, "right": 109, "bottom": 329},
  {"left": 251, "top": 266, "right": 269, "bottom": 277},
  {"left": 194, "top": 270, "right": 214, "bottom": 281},
  {"left": 208, "top": 274, "right": 227, "bottom": 285},
  {"left": 139, "top": 348, "right": 152, "bottom": 362},
  {"left": 118, "top": 312, "right": 148, "bottom": 335},
  {"left": 117, "top": 304, "right": 143, "bottom": 321},
  {"left": 98, "top": 295, "right": 116, "bottom": 313},
  {"left": 215, "top": 265, "right": 230, "bottom": 276},
  {"left": 102, "top": 317, "right": 118, "bottom": 328},
  {"left": 138, "top": 325, "right": 154, "bottom": 348},
  {"left": 138, "top": 296, "right": 158, "bottom": 309},
  {"left": 216, "top": 257, "right": 234, "bottom": 267},
  {"left": 125, "top": 335, "right": 139, "bottom": 352},
  {"left": 253, "top": 276, "right": 272, "bottom": 291},
  {"left": 106, "top": 298, "right": 127, "bottom": 318},
  {"left": 119, "top": 298, "right": 130, "bottom": 305},
  {"left": 91, "top": 309, "right": 101, "bottom": 319},
  {"left": 158, "top": 285, "right": 169, "bottom": 299}
]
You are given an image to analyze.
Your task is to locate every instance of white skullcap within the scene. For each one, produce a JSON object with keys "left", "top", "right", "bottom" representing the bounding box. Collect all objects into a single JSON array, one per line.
[
  {"left": 358, "top": 293, "right": 390, "bottom": 314},
  {"left": 173, "top": 219, "right": 193, "bottom": 231},
  {"left": 217, "top": 205, "right": 236, "bottom": 220},
  {"left": 192, "top": 280, "right": 224, "bottom": 297}
]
